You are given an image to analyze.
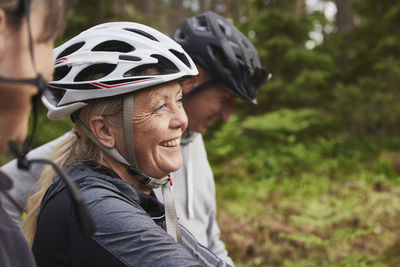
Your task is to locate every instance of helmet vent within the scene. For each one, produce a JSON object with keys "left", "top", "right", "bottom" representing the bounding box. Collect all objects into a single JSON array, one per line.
[
  {"left": 169, "top": 49, "right": 191, "bottom": 69},
  {"left": 92, "top": 40, "right": 134, "bottom": 53},
  {"left": 218, "top": 20, "right": 231, "bottom": 37},
  {"left": 74, "top": 64, "right": 117, "bottom": 82},
  {"left": 44, "top": 87, "right": 66, "bottom": 106},
  {"left": 218, "top": 24, "right": 226, "bottom": 35},
  {"left": 174, "top": 29, "right": 186, "bottom": 41},
  {"left": 236, "top": 55, "right": 244, "bottom": 65},
  {"left": 209, "top": 45, "right": 226, "bottom": 67},
  {"left": 194, "top": 15, "right": 209, "bottom": 31},
  {"left": 124, "top": 55, "right": 179, "bottom": 77},
  {"left": 53, "top": 65, "right": 72, "bottom": 81},
  {"left": 124, "top": 28, "right": 159, "bottom": 42},
  {"left": 152, "top": 55, "right": 180, "bottom": 74},
  {"left": 124, "top": 65, "right": 161, "bottom": 77},
  {"left": 43, "top": 86, "right": 65, "bottom": 106},
  {"left": 119, "top": 55, "right": 141, "bottom": 61},
  {"left": 56, "top": 42, "right": 85, "bottom": 60}
]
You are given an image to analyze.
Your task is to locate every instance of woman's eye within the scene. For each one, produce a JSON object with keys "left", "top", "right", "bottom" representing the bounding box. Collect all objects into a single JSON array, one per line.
[{"left": 154, "top": 104, "right": 166, "bottom": 112}]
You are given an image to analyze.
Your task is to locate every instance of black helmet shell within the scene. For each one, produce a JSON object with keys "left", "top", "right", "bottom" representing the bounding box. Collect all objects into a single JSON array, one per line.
[{"left": 174, "top": 11, "right": 269, "bottom": 103}]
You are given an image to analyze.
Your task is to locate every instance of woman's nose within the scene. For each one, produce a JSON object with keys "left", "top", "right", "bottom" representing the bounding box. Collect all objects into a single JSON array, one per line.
[{"left": 170, "top": 106, "right": 188, "bottom": 132}]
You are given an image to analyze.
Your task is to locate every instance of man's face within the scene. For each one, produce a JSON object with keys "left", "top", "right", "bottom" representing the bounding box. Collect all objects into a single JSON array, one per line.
[
  {"left": 183, "top": 83, "right": 236, "bottom": 134},
  {"left": 0, "top": 3, "right": 55, "bottom": 152}
]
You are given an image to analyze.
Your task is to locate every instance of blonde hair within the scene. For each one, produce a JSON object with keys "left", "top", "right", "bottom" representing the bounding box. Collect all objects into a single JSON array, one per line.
[{"left": 23, "top": 96, "right": 123, "bottom": 246}]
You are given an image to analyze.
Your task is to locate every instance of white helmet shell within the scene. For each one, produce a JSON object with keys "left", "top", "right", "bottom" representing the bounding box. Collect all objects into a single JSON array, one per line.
[{"left": 43, "top": 21, "right": 198, "bottom": 120}]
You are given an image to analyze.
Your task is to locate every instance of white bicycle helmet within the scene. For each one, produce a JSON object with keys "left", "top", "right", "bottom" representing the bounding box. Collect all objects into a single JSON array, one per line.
[
  {"left": 42, "top": 21, "right": 198, "bottom": 187},
  {"left": 43, "top": 21, "right": 197, "bottom": 120}
]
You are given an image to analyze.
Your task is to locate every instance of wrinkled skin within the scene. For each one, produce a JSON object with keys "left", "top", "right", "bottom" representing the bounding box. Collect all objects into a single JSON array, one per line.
[{"left": 112, "top": 81, "right": 188, "bottom": 180}]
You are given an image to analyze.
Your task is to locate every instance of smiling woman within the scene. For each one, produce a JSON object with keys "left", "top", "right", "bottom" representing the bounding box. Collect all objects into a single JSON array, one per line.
[{"left": 23, "top": 22, "right": 231, "bottom": 266}]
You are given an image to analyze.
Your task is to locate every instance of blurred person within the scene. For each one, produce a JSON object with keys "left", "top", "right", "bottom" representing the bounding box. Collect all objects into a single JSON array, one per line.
[
  {"left": 169, "top": 13, "right": 269, "bottom": 264},
  {"left": 0, "top": 0, "right": 65, "bottom": 266},
  {"left": 24, "top": 21, "right": 231, "bottom": 266},
  {"left": 1, "top": 11, "right": 269, "bottom": 265}
]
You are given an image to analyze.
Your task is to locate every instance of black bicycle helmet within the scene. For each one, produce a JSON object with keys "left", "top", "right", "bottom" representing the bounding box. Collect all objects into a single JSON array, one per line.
[{"left": 174, "top": 11, "right": 270, "bottom": 104}]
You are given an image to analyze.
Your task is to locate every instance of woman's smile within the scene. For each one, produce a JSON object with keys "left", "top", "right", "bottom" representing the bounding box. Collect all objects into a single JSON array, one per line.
[{"left": 159, "top": 137, "right": 181, "bottom": 148}]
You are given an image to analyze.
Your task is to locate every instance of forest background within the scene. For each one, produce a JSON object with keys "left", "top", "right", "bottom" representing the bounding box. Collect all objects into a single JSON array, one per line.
[{"left": 3, "top": 0, "right": 400, "bottom": 266}]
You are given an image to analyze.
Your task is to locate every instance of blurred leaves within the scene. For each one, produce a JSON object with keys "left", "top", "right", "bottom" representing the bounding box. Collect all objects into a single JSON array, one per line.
[{"left": 12, "top": 0, "right": 400, "bottom": 266}]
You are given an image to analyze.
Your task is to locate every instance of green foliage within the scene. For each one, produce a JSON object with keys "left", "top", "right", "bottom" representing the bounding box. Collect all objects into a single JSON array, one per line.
[
  {"left": 241, "top": 108, "right": 323, "bottom": 141},
  {"left": 62, "top": 0, "right": 140, "bottom": 41},
  {"left": 32, "top": 105, "right": 74, "bottom": 146},
  {"left": 209, "top": 113, "right": 400, "bottom": 266},
  {"left": 22, "top": 0, "right": 400, "bottom": 266},
  {"left": 233, "top": 1, "right": 334, "bottom": 120}
]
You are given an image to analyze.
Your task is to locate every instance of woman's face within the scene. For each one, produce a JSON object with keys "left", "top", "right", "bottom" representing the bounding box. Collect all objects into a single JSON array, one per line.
[
  {"left": 0, "top": 3, "right": 55, "bottom": 152},
  {"left": 128, "top": 81, "right": 188, "bottom": 178}
]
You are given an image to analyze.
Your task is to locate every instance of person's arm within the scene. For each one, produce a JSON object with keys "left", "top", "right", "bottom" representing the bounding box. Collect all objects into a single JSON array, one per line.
[
  {"left": 0, "top": 132, "right": 72, "bottom": 225},
  {"left": 78, "top": 180, "right": 230, "bottom": 267}
]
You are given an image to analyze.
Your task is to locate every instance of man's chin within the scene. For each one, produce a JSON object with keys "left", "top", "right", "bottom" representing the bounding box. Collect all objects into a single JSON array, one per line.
[
  {"left": 190, "top": 129, "right": 206, "bottom": 134},
  {"left": 186, "top": 126, "right": 206, "bottom": 134}
]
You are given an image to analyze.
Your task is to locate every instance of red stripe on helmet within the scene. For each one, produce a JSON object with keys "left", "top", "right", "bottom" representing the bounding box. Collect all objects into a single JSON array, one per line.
[
  {"left": 55, "top": 57, "right": 68, "bottom": 64},
  {"left": 92, "top": 78, "right": 158, "bottom": 89}
]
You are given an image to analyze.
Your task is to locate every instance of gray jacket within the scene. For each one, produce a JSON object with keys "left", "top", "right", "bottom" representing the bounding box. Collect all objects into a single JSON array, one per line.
[{"left": 32, "top": 163, "right": 229, "bottom": 266}]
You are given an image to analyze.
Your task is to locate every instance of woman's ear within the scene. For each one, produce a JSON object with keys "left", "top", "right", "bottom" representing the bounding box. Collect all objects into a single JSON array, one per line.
[{"left": 88, "top": 115, "right": 116, "bottom": 148}]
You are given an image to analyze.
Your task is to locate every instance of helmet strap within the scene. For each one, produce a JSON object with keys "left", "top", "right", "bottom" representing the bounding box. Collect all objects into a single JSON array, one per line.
[
  {"left": 76, "top": 119, "right": 131, "bottom": 166},
  {"left": 182, "top": 80, "right": 214, "bottom": 101},
  {"left": 122, "top": 95, "right": 161, "bottom": 187},
  {"left": 122, "top": 95, "right": 183, "bottom": 244},
  {"left": 122, "top": 95, "right": 137, "bottom": 171}
]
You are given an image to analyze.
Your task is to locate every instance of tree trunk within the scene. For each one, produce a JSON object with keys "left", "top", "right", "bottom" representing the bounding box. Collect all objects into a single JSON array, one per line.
[
  {"left": 145, "top": 0, "right": 155, "bottom": 23},
  {"left": 335, "top": 0, "right": 356, "bottom": 33},
  {"left": 199, "top": 0, "right": 207, "bottom": 12},
  {"left": 296, "top": 0, "right": 306, "bottom": 15},
  {"left": 167, "top": 0, "right": 185, "bottom": 35},
  {"left": 210, "top": 0, "right": 218, "bottom": 12}
]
